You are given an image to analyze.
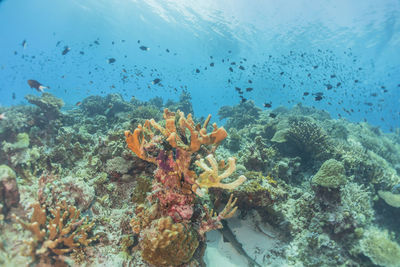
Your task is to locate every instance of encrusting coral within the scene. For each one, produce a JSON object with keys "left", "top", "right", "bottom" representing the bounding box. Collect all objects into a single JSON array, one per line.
[
  {"left": 12, "top": 201, "right": 97, "bottom": 265},
  {"left": 125, "top": 108, "right": 246, "bottom": 265}
]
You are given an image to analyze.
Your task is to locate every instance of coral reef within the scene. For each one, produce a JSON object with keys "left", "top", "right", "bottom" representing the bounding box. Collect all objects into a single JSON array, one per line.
[
  {"left": 1, "top": 95, "right": 400, "bottom": 266},
  {"left": 125, "top": 108, "right": 245, "bottom": 265}
]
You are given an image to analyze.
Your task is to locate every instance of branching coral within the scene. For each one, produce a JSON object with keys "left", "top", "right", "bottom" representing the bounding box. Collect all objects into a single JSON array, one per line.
[
  {"left": 13, "top": 201, "right": 97, "bottom": 265},
  {"left": 125, "top": 108, "right": 227, "bottom": 158}
]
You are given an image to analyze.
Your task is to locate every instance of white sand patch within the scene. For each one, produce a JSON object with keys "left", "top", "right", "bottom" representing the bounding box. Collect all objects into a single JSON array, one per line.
[{"left": 205, "top": 211, "right": 288, "bottom": 267}]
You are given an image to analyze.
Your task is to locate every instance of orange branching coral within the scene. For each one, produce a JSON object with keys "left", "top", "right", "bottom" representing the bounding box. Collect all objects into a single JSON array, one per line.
[
  {"left": 125, "top": 108, "right": 227, "bottom": 161},
  {"left": 124, "top": 120, "right": 157, "bottom": 163},
  {"left": 13, "top": 201, "right": 97, "bottom": 264},
  {"left": 194, "top": 154, "right": 246, "bottom": 192}
]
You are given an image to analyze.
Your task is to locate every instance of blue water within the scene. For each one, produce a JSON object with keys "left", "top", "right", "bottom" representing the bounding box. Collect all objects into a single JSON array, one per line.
[{"left": 0, "top": 0, "right": 399, "bottom": 131}]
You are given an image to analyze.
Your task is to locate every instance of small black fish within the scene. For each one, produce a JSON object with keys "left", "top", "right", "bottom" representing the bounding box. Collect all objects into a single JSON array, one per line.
[
  {"left": 231, "top": 62, "right": 236, "bottom": 65},
  {"left": 137, "top": 40, "right": 140, "bottom": 43},
  {"left": 246, "top": 87, "right": 253, "bottom": 92},
  {"left": 235, "top": 87, "right": 241, "bottom": 92},
  {"left": 62, "top": 46, "right": 70, "bottom": 55},
  {"left": 248, "top": 80, "right": 252, "bottom": 83},
  {"left": 269, "top": 113, "right": 277, "bottom": 118},
  {"left": 280, "top": 71, "right": 284, "bottom": 75},
  {"left": 166, "top": 49, "right": 170, "bottom": 53},
  {"left": 326, "top": 84, "right": 333, "bottom": 90},
  {"left": 195, "top": 68, "right": 200, "bottom": 73},
  {"left": 337, "top": 82, "right": 341, "bottom": 87},
  {"left": 313, "top": 65, "right": 318, "bottom": 69},
  {"left": 370, "top": 93, "right": 378, "bottom": 97},
  {"left": 364, "top": 102, "right": 373, "bottom": 106},
  {"left": 139, "top": 45, "right": 150, "bottom": 51},
  {"left": 303, "top": 92, "right": 310, "bottom": 96},
  {"left": 12, "top": 92, "right": 16, "bottom": 100},
  {"left": 240, "top": 97, "right": 247, "bottom": 103},
  {"left": 108, "top": 58, "right": 116, "bottom": 64},
  {"left": 282, "top": 84, "right": 286, "bottom": 88},
  {"left": 22, "top": 39, "right": 27, "bottom": 48},
  {"left": 80, "top": 51, "right": 84, "bottom": 55},
  {"left": 210, "top": 62, "right": 214, "bottom": 67},
  {"left": 314, "top": 92, "right": 324, "bottom": 96},
  {"left": 94, "top": 40, "right": 100, "bottom": 45},
  {"left": 354, "top": 79, "right": 359, "bottom": 83},
  {"left": 330, "top": 74, "right": 336, "bottom": 78},
  {"left": 315, "top": 95, "right": 323, "bottom": 101},
  {"left": 152, "top": 78, "right": 161, "bottom": 85},
  {"left": 56, "top": 41, "right": 61, "bottom": 47},
  {"left": 239, "top": 65, "right": 245, "bottom": 70},
  {"left": 263, "top": 102, "right": 272, "bottom": 108},
  {"left": 229, "top": 67, "right": 233, "bottom": 72}
]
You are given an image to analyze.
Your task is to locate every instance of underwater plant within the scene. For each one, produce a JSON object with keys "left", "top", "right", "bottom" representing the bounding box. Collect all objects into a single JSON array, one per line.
[{"left": 125, "top": 108, "right": 246, "bottom": 266}]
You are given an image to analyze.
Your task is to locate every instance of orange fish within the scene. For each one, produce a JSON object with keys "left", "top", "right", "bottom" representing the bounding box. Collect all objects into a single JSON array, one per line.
[
  {"left": 75, "top": 101, "right": 82, "bottom": 106},
  {"left": 27, "top": 80, "right": 49, "bottom": 92}
]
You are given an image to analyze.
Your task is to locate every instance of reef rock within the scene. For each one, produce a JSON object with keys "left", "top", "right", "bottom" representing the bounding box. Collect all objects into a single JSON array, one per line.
[
  {"left": 0, "top": 165, "right": 19, "bottom": 214},
  {"left": 312, "top": 159, "right": 346, "bottom": 188},
  {"left": 25, "top": 92, "right": 64, "bottom": 120}
]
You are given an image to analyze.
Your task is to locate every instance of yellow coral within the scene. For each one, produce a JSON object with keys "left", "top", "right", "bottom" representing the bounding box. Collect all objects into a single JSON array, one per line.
[
  {"left": 13, "top": 201, "right": 97, "bottom": 262},
  {"left": 195, "top": 154, "right": 246, "bottom": 191}
]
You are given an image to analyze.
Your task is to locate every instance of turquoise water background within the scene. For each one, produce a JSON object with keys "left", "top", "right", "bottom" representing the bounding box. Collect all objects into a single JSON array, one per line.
[{"left": 0, "top": 0, "right": 399, "bottom": 131}]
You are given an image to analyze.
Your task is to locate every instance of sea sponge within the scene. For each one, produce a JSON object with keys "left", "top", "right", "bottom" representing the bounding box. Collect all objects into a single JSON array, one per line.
[
  {"left": 312, "top": 159, "right": 346, "bottom": 188},
  {"left": 140, "top": 216, "right": 199, "bottom": 266},
  {"left": 360, "top": 227, "right": 400, "bottom": 267}
]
